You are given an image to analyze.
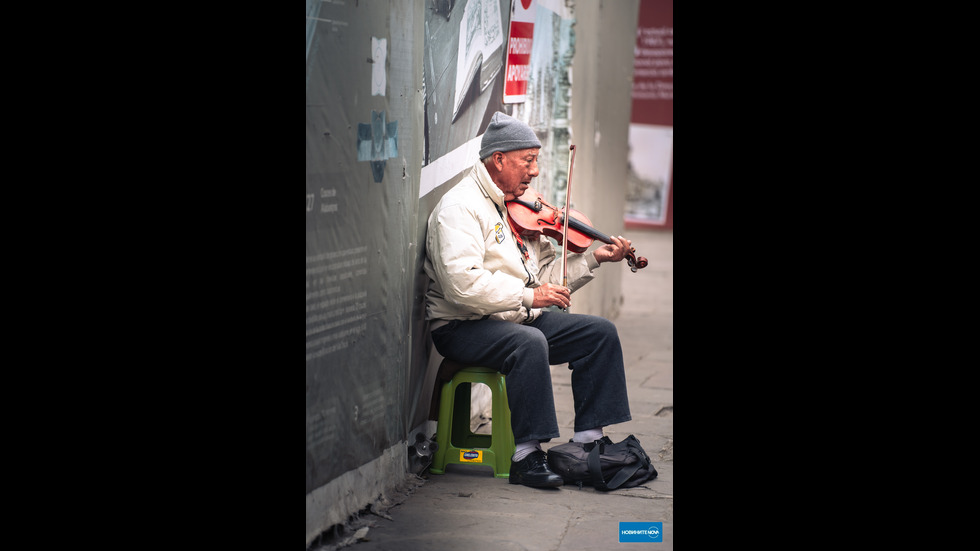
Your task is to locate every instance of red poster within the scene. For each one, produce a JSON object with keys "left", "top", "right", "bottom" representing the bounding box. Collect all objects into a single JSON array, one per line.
[
  {"left": 631, "top": 0, "right": 673, "bottom": 127},
  {"left": 503, "top": 0, "right": 536, "bottom": 104}
]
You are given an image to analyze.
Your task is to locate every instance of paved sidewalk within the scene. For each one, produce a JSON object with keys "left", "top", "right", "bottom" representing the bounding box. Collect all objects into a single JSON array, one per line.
[{"left": 321, "top": 228, "right": 673, "bottom": 550}]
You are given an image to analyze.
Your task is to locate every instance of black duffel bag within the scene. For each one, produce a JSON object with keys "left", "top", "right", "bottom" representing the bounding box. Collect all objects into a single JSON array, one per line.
[{"left": 547, "top": 435, "right": 658, "bottom": 490}]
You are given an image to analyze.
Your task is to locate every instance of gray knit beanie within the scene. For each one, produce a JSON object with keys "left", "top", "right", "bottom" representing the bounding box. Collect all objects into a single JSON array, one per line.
[{"left": 479, "top": 112, "right": 542, "bottom": 159}]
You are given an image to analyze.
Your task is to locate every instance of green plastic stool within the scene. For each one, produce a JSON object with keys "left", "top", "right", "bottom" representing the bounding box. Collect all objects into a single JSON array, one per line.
[{"left": 429, "top": 363, "right": 515, "bottom": 478}]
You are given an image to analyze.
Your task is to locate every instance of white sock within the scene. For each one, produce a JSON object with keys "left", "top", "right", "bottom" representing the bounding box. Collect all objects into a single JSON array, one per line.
[
  {"left": 572, "top": 428, "right": 603, "bottom": 443},
  {"left": 512, "top": 440, "right": 541, "bottom": 462}
]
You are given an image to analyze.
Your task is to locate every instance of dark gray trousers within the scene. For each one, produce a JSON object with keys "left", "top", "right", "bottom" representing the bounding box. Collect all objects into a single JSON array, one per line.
[{"left": 431, "top": 311, "right": 632, "bottom": 444}]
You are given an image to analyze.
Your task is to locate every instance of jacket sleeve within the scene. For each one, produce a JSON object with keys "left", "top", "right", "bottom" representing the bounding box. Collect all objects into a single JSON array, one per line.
[
  {"left": 427, "top": 203, "right": 528, "bottom": 315},
  {"left": 529, "top": 235, "right": 599, "bottom": 293}
]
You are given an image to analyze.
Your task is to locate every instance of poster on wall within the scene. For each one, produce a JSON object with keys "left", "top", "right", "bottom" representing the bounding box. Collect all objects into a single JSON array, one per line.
[
  {"left": 626, "top": 0, "right": 673, "bottom": 228},
  {"left": 420, "top": 0, "right": 569, "bottom": 201},
  {"left": 422, "top": 0, "right": 509, "bottom": 176},
  {"left": 453, "top": 0, "right": 504, "bottom": 121},
  {"left": 503, "top": 0, "right": 536, "bottom": 104}
]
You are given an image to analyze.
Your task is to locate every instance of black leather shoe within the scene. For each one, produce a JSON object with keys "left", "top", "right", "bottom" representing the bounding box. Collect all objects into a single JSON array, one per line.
[{"left": 509, "top": 450, "right": 563, "bottom": 488}]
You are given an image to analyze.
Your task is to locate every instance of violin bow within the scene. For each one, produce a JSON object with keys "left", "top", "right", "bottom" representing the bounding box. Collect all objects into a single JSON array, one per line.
[{"left": 561, "top": 145, "right": 576, "bottom": 295}]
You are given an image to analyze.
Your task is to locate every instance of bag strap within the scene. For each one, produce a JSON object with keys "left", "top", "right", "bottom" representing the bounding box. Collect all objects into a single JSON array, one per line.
[
  {"left": 626, "top": 436, "right": 653, "bottom": 468},
  {"left": 586, "top": 439, "right": 646, "bottom": 491}
]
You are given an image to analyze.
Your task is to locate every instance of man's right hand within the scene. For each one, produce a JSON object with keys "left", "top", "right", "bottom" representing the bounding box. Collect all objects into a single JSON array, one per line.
[{"left": 532, "top": 283, "right": 571, "bottom": 309}]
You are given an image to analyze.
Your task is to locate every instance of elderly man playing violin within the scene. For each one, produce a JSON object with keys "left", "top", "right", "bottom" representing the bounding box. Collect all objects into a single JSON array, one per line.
[{"left": 423, "top": 111, "right": 635, "bottom": 489}]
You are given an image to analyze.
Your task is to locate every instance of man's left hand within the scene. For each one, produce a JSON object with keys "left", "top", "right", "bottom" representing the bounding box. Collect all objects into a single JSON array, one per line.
[{"left": 592, "top": 235, "right": 632, "bottom": 264}]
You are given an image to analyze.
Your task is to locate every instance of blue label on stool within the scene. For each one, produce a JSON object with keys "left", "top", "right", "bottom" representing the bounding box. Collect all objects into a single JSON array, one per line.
[{"left": 460, "top": 450, "right": 482, "bottom": 462}]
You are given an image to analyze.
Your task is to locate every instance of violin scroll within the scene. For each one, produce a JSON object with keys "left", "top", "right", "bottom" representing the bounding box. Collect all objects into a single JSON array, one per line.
[{"left": 626, "top": 249, "right": 648, "bottom": 273}]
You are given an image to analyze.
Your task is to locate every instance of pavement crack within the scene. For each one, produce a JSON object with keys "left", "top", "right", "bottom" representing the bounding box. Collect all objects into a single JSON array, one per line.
[
  {"left": 621, "top": 492, "right": 673, "bottom": 500},
  {"left": 552, "top": 507, "right": 576, "bottom": 551}
]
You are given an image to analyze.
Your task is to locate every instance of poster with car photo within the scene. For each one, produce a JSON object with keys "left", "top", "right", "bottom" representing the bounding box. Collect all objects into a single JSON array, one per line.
[{"left": 423, "top": 0, "right": 510, "bottom": 167}]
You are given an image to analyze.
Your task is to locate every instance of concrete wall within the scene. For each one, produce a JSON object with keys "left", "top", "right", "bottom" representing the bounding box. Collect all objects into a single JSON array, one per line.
[{"left": 569, "top": 0, "right": 640, "bottom": 320}]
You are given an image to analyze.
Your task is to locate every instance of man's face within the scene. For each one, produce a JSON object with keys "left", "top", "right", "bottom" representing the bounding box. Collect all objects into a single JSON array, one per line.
[{"left": 494, "top": 148, "right": 540, "bottom": 201}]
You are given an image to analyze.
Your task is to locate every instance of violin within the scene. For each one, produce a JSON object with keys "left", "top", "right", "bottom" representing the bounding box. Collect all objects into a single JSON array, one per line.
[{"left": 506, "top": 186, "right": 649, "bottom": 273}]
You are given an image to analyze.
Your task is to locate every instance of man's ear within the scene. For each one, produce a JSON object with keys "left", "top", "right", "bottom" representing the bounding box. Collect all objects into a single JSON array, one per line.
[{"left": 491, "top": 151, "right": 505, "bottom": 170}]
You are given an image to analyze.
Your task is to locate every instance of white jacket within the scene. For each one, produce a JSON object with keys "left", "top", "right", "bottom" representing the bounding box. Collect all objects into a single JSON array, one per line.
[{"left": 424, "top": 161, "right": 600, "bottom": 330}]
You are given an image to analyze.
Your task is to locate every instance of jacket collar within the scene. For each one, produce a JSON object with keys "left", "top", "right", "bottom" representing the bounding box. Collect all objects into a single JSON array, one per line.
[{"left": 472, "top": 161, "right": 506, "bottom": 211}]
